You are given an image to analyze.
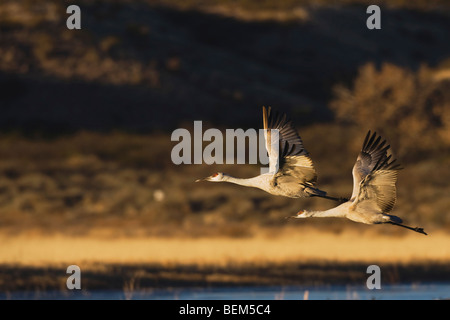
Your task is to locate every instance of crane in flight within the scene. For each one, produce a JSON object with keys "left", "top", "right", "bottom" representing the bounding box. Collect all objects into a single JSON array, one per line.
[
  {"left": 196, "top": 106, "right": 346, "bottom": 202},
  {"left": 289, "top": 131, "right": 427, "bottom": 235}
]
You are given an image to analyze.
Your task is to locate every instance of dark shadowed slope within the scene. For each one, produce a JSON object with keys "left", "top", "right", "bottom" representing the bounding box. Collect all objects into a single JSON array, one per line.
[{"left": 1, "top": 2, "right": 450, "bottom": 132}]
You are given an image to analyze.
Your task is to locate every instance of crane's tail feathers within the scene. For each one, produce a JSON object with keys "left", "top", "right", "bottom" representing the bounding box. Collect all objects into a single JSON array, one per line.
[
  {"left": 305, "top": 187, "right": 325, "bottom": 197},
  {"left": 383, "top": 214, "right": 403, "bottom": 224},
  {"left": 387, "top": 221, "right": 428, "bottom": 235}
]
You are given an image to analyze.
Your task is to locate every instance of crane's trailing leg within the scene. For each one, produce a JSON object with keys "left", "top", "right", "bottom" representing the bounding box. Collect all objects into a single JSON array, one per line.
[
  {"left": 313, "top": 194, "right": 349, "bottom": 203},
  {"left": 321, "top": 195, "right": 349, "bottom": 203},
  {"left": 305, "top": 187, "right": 348, "bottom": 203},
  {"left": 387, "top": 222, "right": 427, "bottom": 235}
]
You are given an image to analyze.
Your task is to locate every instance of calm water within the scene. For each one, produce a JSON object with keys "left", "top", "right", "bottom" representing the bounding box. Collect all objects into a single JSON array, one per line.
[{"left": 3, "top": 283, "right": 450, "bottom": 300}]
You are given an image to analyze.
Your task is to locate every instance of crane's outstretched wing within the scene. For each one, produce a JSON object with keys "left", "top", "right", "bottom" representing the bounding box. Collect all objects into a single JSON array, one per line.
[
  {"left": 262, "top": 106, "right": 317, "bottom": 184},
  {"left": 350, "top": 131, "right": 392, "bottom": 200},
  {"left": 352, "top": 149, "right": 402, "bottom": 214}
]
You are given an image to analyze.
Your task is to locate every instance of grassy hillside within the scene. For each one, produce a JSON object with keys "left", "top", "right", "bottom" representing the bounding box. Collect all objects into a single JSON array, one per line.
[{"left": 0, "top": 125, "right": 448, "bottom": 238}]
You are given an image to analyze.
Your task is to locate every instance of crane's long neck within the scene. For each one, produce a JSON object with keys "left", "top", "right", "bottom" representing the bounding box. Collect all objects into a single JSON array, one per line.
[
  {"left": 307, "top": 204, "right": 348, "bottom": 218},
  {"left": 222, "top": 174, "right": 267, "bottom": 190}
]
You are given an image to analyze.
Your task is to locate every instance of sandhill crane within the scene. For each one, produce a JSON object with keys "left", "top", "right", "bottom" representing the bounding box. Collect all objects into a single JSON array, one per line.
[
  {"left": 289, "top": 131, "right": 427, "bottom": 235},
  {"left": 196, "top": 107, "right": 346, "bottom": 202}
]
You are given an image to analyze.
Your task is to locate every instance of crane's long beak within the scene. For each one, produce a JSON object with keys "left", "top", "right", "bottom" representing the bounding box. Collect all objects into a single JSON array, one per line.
[{"left": 195, "top": 178, "right": 204, "bottom": 182}]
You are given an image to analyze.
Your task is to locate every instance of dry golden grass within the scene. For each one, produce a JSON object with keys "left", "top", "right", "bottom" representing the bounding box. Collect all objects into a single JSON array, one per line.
[{"left": 1, "top": 228, "right": 449, "bottom": 268}]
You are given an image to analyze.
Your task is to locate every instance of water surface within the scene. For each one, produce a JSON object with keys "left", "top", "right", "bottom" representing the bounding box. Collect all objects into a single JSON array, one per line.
[{"left": 3, "top": 282, "right": 450, "bottom": 300}]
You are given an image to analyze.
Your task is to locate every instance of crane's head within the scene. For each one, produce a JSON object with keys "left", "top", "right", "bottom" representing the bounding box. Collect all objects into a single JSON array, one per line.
[
  {"left": 291, "top": 209, "right": 312, "bottom": 219},
  {"left": 195, "top": 172, "right": 225, "bottom": 182}
]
